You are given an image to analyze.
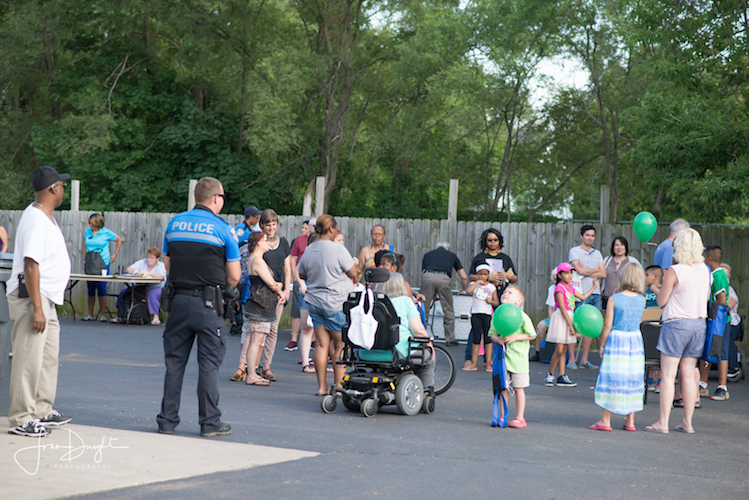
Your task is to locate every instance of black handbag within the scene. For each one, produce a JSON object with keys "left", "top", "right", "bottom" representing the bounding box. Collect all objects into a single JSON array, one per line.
[{"left": 84, "top": 251, "right": 107, "bottom": 275}]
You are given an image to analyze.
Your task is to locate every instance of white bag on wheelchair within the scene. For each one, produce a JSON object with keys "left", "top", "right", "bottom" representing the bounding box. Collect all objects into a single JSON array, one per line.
[{"left": 347, "top": 289, "right": 379, "bottom": 350}]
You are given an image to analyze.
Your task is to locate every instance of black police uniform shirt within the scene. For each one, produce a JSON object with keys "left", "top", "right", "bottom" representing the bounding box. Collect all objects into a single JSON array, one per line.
[
  {"left": 163, "top": 205, "right": 240, "bottom": 289},
  {"left": 421, "top": 247, "right": 464, "bottom": 277}
]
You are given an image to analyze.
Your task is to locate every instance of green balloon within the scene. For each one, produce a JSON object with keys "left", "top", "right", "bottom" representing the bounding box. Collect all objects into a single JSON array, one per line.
[
  {"left": 573, "top": 304, "right": 604, "bottom": 338},
  {"left": 492, "top": 303, "right": 523, "bottom": 337},
  {"left": 633, "top": 211, "right": 658, "bottom": 242}
]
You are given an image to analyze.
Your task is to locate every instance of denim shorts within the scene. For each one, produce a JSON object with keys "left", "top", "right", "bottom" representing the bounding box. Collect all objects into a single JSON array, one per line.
[
  {"left": 306, "top": 302, "right": 346, "bottom": 333},
  {"left": 657, "top": 318, "right": 706, "bottom": 359},
  {"left": 576, "top": 293, "right": 601, "bottom": 310}
]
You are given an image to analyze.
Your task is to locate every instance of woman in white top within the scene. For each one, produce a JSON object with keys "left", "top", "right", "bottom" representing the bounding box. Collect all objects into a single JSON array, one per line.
[
  {"left": 118, "top": 247, "right": 167, "bottom": 325},
  {"left": 645, "top": 229, "right": 710, "bottom": 434}
]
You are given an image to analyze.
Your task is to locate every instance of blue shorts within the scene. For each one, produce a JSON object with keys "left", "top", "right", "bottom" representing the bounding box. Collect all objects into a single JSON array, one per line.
[
  {"left": 87, "top": 264, "right": 110, "bottom": 297},
  {"left": 306, "top": 302, "right": 346, "bottom": 333},
  {"left": 299, "top": 292, "right": 308, "bottom": 311},
  {"left": 657, "top": 318, "right": 706, "bottom": 359}
]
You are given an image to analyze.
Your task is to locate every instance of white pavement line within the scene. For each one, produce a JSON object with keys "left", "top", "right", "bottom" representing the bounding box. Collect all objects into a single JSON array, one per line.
[{"left": 2, "top": 417, "right": 318, "bottom": 500}]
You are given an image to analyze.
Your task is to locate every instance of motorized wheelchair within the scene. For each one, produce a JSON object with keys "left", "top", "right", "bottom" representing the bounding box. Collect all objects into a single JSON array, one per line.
[{"left": 320, "top": 267, "right": 436, "bottom": 418}]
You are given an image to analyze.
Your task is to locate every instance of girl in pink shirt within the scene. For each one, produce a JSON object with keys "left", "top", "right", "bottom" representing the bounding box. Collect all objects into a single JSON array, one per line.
[{"left": 545, "top": 262, "right": 598, "bottom": 387}]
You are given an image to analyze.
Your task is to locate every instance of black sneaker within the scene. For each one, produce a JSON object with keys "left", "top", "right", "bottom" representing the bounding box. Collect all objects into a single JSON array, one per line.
[
  {"left": 200, "top": 422, "right": 231, "bottom": 437},
  {"left": 711, "top": 387, "right": 730, "bottom": 401},
  {"left": 544, "top": 373, "right": 555, "bottom": 386},
  {"left": 445, "top": 341, "right": 459, "bottom": 346},
  {"left": 40, "top": 409, "right": 71, "bottom": 427},
  {"left": 556, "top": 374, "right": 577, "bottom": 387},
  {"left": 9, "top": 420, "right": 50, "bottom": 437},
  {"left": 529, "top": 352, "right": 540, "bottom": 362},
  {"left": 158, "top": 426, "right": 175, "bottom": 435}
]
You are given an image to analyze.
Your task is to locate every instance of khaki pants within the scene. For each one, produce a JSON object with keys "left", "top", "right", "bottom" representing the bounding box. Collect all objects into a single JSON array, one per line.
[
  {"left": 7, "top": 289, "right": 60, "bottom": 427},
  {"left": 420, "top": 272, "right": 455, "bottom": 342}
]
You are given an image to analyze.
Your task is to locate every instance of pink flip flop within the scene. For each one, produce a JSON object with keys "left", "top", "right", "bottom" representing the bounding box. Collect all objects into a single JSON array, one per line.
[
  {"left": 622, "top": 424, "right": 637, "bottom": 432},
  {"left": 462, "top": 366, "right": 478, "bottom": 371},
  {"left": 588, "top": 423, "right": 613, "bottom": 431},
  {"left": 508, "top": 418, "right": 527, "bottom": 428}
]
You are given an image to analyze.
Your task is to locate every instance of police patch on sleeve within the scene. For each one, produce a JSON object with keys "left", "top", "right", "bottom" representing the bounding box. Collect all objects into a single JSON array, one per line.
[{"left": 230, "top": 227, "right": 239, "bottom": 242}]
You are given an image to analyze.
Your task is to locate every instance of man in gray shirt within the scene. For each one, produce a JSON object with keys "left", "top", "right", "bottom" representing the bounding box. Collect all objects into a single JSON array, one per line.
[{"left": 568, "top": 224, "right": 606, "bottom": 369}]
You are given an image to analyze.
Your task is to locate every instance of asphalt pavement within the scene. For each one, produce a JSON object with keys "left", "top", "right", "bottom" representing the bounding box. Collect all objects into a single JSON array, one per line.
[{"left": 4, "top": 318, "right": 749, "bottom": 499}]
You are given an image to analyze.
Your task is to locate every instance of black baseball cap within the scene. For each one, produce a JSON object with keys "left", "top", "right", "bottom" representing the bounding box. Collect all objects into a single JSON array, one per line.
[
  {"left": 244, "top": 206, "right": 262, "bottom": 218},
  {"left": 32, "top": 166, "right": 70, "bottom": 192}
]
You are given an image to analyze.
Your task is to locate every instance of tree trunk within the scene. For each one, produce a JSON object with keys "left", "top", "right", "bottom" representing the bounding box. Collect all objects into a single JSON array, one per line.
[
  {"left": 652, "top": 185, "right": 665, "bottom": 219},
  {"left": 237, "top": 60, "right": 248, "bottom": 159}
]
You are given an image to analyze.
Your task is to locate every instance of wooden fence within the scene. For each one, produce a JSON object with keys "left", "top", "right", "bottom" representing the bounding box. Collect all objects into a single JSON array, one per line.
[{"left": 2, "top": 210, "right": 749, "bottom": 329}]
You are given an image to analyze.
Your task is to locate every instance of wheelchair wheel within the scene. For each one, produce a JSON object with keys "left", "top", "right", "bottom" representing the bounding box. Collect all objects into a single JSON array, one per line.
[
  {"left": 342, "top": 394, "right": 360, "bottom": 412},
  {"left": 395, "top": 374, "right": 423, "bottom": 416},
  {"left": 321, "top": 395, "right": 337, "bottom": 414},
  {"left": 433, "top": 344, "right": 456, "bottom": 395},
  {"left": 360, "top": 398, "right": 378, "bottom": 418},
  {"left": 422, "top": 395, "right": 435, "bottom": 414}
]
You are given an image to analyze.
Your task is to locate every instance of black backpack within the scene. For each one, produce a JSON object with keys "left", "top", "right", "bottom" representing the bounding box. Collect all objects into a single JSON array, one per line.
[{"left": 117, "top": 286, "right": 150, "bottom": 325}]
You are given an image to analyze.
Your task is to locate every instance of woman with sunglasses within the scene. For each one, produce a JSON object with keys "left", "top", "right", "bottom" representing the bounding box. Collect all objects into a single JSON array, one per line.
[{"left": 463, "top": 229, "right": 517, "bottom": 365}]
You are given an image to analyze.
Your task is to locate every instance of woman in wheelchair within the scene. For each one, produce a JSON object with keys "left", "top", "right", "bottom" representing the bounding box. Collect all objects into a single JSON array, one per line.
[{"left": 358, "top": 272, "right": 435, "bottom": 390}]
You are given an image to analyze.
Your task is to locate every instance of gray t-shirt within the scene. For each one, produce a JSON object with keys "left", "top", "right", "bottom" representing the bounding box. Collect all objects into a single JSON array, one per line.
[
  {"left": 297, "top": 240, "right": 355, "bottom": 311},
  {"left": 568, "top": 245, "right": 603, "bottom": 295}
]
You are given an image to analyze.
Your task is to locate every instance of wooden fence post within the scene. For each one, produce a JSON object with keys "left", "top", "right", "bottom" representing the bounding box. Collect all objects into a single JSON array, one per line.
[
  {"left": 448, "top": 179, "right": 459, "bottom": 221},
  {"left": 70, "top": 180, "right": 80, "bottom": 211},
  {"left": 600, "top": 185, "right": 610, "bottom": 225},
  {"left": 314, "top": 176, "right": 326, "bottom": 216},
  {"left": 187, "top": 179, "right": 197, "bottom": 211}
]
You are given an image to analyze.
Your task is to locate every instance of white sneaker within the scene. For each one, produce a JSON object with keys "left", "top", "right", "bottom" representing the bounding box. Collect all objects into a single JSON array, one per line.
[
  {"left": 9, "top": 420, "right": 50, "bottom": 437},
  {"left": 544, "top": 373, "right": 555, "bottom": 387},
  {"left": 99, "top": 315, "right": 108, "bottom": 322},
  {"left": 81, "top": 315, "right": 94, "bottom": 321}
]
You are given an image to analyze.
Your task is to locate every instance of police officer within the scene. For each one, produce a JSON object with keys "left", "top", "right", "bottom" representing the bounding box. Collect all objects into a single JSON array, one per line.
[
  {"left": 235, "top": 206, "right": 262, "bottom": 245},
  {"left": 156, "top": 177, "right": 240, "bottom": 437}
]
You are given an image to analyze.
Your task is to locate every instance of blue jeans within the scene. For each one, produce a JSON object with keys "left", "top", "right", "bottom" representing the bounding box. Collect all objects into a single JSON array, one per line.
[{"left": 576, "top": 294, "right": 601, "bottom": 309}]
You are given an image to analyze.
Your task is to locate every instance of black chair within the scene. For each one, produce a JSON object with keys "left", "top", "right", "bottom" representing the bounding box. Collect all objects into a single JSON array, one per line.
[{"left": 640, "top": 320, "right": 662, "bottom": 405}]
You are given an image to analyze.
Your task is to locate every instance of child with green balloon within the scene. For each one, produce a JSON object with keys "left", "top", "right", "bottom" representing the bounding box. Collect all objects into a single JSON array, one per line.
[
  {"left": 545, "top": 263, "right": 598, "bottom": 388},
  {"left": 489, "top": 285, "right": 535, "bottom": 428}
]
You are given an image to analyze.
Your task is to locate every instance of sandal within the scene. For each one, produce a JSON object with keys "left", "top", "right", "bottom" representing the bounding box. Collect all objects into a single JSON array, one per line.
[
  {"left": 261, "top": 369, "right": 277, "bottom": 382},
  {"left": 246, "top": 378, "right": 270, "bottom": 386},
  {"left": 230, "top": 367, "right": 247, "bottom": 382},
  {"left": 508, "top": 418, "right": 527, "bottom": 428},
  {"left": 302, "top": 365, "right": 315, "bottom": 373}
]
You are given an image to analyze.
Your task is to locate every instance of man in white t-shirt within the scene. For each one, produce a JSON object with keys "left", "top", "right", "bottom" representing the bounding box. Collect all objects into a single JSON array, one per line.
[
  {"left": 6, "top": 166, "right": 73, "bottom": 437},
  {"left": 568, "top": 224, "right": 606, "bottom": 369}
]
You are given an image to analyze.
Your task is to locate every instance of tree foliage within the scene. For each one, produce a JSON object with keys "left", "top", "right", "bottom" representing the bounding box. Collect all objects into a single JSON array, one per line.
[{"left": 1, "top": 0, "right": 747, "bottom": 224}]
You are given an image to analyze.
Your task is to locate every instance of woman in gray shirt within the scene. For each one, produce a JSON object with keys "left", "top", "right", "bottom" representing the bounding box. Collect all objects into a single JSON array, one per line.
[{"left": 298, "top": 215, "right": 359, "bottom": 396}]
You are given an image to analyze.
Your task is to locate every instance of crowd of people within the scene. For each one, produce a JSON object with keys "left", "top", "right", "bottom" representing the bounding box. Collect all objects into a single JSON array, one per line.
[{"left": 2, "top": 169, "right": 744, "bottom": 438}]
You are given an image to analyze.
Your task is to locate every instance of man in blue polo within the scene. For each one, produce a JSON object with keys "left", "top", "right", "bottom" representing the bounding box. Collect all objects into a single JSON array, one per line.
[
  {"left": 157, "top": 177, "right": 240, "bottom": 437},
  {"left": 653, "top": 218, "right": 690, "bottom": 270}
]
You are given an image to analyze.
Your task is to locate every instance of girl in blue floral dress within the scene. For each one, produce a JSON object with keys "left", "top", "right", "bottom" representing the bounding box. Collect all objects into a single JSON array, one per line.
[{"left": 589, "top": 262, "right": 646, "bottom": 432}]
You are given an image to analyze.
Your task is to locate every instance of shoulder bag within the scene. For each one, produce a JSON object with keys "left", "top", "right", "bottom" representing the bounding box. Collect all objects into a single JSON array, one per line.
[{"left": 347, "top": 289, "right": 379, "bottom": 350}]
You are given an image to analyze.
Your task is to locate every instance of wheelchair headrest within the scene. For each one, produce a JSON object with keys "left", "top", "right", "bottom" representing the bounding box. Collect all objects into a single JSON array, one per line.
[{"left": 363, "top": 267, "right": 390, "bottom": 284}]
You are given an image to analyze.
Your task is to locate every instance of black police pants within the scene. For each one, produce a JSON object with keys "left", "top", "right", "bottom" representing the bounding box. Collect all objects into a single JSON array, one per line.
[{"left": 157, "top": 294, "right": 227, "bottom": 433}]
